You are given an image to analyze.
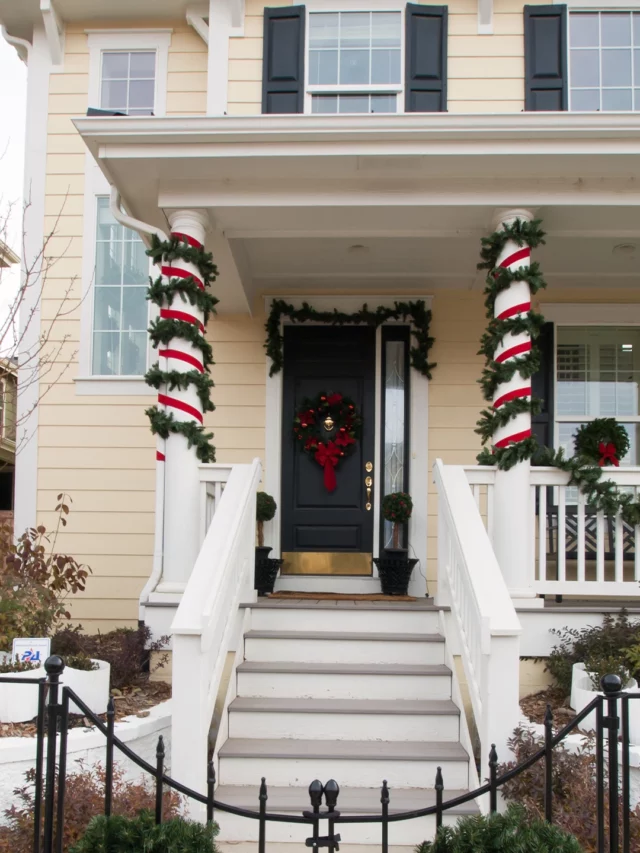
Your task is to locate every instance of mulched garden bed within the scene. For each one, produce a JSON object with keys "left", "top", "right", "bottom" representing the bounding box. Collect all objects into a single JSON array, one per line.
[
  {"left": 0, "top": 681, "right": 171, "bottom": 738},
  {"left": 520, "top": 686, "right": 577, "bottom": 726}
]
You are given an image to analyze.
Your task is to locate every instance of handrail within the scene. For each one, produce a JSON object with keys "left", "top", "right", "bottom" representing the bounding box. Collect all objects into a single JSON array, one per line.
[
  {"left": 433, "top": 460, "right": 521, "bottom": 764},
  {"left": 171, "top": 457, "right": 262, "bottom": 802}
]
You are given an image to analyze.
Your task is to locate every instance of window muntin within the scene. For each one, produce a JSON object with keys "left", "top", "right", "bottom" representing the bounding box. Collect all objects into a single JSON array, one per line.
[
  {"left": 101, "top": 51, "right": 156, "bottom": 115},
  {"left": 92, "top": 197, "right": 149, "bottom": 377},
  {"left": 556, "top": 326, "right": 640, "bottom": 464},
  {"left": 308, "top": 11, "right": 402, "bottom": 114},
  {"left": 569, "top": 11, "right": 640, "bottom": 111}
]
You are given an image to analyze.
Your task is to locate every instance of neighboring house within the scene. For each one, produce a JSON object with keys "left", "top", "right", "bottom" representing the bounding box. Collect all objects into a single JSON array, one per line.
[
  {"left": 1, "top": 0, "right": 639, "bottom": 833},
  {"left": 0, "top": 242, "right": 19, "bottom": 526}
]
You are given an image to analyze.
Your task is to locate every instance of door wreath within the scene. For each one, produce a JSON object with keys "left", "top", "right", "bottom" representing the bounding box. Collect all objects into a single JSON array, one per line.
[{"left": 293, "top": 392, "right": 363, "bottom": 492}]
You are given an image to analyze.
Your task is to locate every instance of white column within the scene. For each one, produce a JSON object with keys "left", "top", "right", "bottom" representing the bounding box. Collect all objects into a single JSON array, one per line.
[
  {"left": 491, "top": 208, "right": 540, "bottom": 606},
  {"left": 156, "top": 210, "right": 209, "bottom": 593}
]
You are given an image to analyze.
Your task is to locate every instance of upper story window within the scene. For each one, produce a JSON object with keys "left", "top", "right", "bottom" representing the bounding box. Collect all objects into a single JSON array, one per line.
[
  {"left": 569, "top": 11, "right": 640, "bottom": 111},
  {"left": 101, "top": 51, "right": 156, "bottom": 115},
  {"left": 307, "top": 11, "right": 403, "bottom": 114},
  {"left": 92, "top": 197, "right": 149, "bottom": 377}
]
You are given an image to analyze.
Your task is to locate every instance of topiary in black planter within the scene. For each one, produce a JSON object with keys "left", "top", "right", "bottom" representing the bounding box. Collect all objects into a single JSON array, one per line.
[
  {"left": 254, "top": 547, "right": 283, "bottom": 596},
  {"left": 373, "top": 554, "right": 418, "bottom": 596}
]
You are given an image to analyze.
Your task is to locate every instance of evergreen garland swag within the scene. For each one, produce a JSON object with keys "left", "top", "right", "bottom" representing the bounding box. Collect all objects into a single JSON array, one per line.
[
  {"left": 475, "top": 218, "right": 548, "bottom": 471},
  {"left": 265, "top": 299, "right": 436, "bottom": 378},
  {"left": 144, "top": 234, "right": 218, "bottom": 462}
]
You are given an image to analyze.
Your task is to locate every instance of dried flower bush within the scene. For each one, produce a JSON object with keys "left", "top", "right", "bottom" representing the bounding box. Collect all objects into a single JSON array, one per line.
[
  {"left": 0, "top": 763, "right": 182, "bottom": 853},
  {"left": 545, "top": 611, "right": 640, "bottom": 693},
  {"left": 0, "top": 497, "right": 90, "bottom": 650},
  {"left": 52, "top": 625, "right": 169, "bottom": 689},
  {"left": 499, "top": 727, "right": 640, "bottom": 852}
]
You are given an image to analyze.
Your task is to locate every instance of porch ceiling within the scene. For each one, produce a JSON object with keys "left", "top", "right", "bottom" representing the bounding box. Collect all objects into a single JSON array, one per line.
[{"left": 74, "top": 113, "right": 640, "bottom": 310}]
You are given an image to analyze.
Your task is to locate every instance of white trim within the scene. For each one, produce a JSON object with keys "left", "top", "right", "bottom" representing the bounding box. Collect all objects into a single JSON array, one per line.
[
  {"left": 14, "top": 25, "right": 51, "bottom": 533},
  {"left": 40, "top": 0, "right": 64, "bottom": 66},
  {"left": 263, "top": 294, "right": 431, "bottom": 588},
  {"left": 540, "top": 303, "right": 640, "bottom": 325},
  {"left": 74, "top": 377, "right": 155, "bottom": 396},
  {"left": 373, "top": 326, "right": 382, "bottom": 564},
  {"left": 186, "top": 8, "right": 209, "bottom": 45},
  {"left": 207, "top": 0, "right": 232, "bottom": 115},
  {"left": 477, "top": 0, "right": 493, "bottom": 34},
  {"left": 86, "top": 30, "right": 171, "bottom": 117}
]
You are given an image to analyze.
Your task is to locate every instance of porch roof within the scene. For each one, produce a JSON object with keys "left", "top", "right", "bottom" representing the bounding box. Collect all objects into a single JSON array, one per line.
[{"left": 73, "top": 112, "right": 640, "bottom": 311}]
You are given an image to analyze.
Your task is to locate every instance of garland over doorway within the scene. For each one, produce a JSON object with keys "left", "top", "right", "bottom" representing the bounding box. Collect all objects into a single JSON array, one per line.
[{"left": 265, "top": 299, "right": 436, "bottom": 378}]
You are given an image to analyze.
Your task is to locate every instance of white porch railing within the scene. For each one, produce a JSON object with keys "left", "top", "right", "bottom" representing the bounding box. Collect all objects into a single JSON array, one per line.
[
  {"left": 198, "top": 463, "right": 233, "bottom": 544},
  {"left": 464, "top": 464, "right": 640, "bottom": 597},
  {"left": 171, "top": 458, "right": 261, "bottom": 801},
  {"left": 433, "top": 460, "right": 521, "bottom": 764}
]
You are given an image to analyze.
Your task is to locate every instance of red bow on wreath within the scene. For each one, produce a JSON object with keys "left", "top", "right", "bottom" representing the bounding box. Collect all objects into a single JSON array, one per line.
[
  {"left": 315, "top": 441, "right": 341, "bottom": 492},
  {"left": 598, "top": 442, "right": 619, "bottom": 467}
]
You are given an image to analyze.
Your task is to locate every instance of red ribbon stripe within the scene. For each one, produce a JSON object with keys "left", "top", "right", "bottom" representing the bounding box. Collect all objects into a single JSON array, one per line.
[
  {"left": 161, "top": 265, "right": 205, "bottom": 291},
  {"left": 171, "top": 231, "right": 203, "bottom": 249},
  {"left": 493, "top": 386, "right": 531, "bottom": 410},
  {"left": 158, "top": 393, "right": 204, "bottom": 424},
  {"left": 496, "top": 301, "right": 531, "bottom": 321},
  {"left": 158, "top": 349, "right": 204, "bottom": 373},
  {"left": 160, "top": 308, "right": 205, "bottom": 334},
  {"left": 499, "top": 247, "right": 531, "bottom": 269},
  {"left": 495, "top": 428, "right": 532, "bottom": 448},
  {"left": 495, "top": 341, "right": 532, "bottom": 364}
]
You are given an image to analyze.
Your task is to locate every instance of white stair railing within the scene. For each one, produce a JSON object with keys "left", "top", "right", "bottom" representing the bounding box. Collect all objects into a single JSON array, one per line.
[
  {"left": 434, "top": 460, "right": 522, "bottom": 764},
  {"left": 170, "top": 458, "right": 261, "bottom": 803}
]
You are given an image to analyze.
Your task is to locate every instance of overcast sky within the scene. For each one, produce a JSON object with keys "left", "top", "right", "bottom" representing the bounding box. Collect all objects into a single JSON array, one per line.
[{"left": 0, "top": 36, "right": 28, "bottom": 321}]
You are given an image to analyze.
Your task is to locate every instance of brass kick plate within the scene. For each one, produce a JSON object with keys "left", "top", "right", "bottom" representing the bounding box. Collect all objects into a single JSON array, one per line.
[{"left": 281, "top": 552, "right": 373, "bottom": 576}]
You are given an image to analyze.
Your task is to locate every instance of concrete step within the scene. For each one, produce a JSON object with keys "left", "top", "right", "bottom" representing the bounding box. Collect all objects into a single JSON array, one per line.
[
  {"left": 243, "top": 631, "right": 445, "bottom": 665},
  {"left": 248, "top": 602, "right": 440, "bottom": 635},
  {"left": 215, "top": 785, "right": 478, "bottom": 845},
  {"left": 236, "top": 661, "right": 452, "bottom": 701},
  {"left": 218, "top": 738, "right": 470, "bottom": 789},
  {"left": 228, "top": 697, "right": 460, "bottom": 742}
]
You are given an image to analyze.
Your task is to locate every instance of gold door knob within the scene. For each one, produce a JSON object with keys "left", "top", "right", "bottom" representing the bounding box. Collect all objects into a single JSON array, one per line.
[
  {"left": 365, "top": 474, "right": 372, "bottom": 510},
  {"left": 365, "top": 461, "right": 373, "bottom": 472}
]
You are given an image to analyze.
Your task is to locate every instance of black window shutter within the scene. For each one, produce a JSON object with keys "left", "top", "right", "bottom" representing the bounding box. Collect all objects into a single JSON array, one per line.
[
  {"left": 262, "top": 6, "right": 305, "bottom": 114},
  {"left": 405, "top": 4, "right": 448, "bottom": 113},
  {"left": 531, "top": 322, "right": 555, "bottom": 450},
  {"left": 524, "top": 5, "right": 568, "bottom": 111}
]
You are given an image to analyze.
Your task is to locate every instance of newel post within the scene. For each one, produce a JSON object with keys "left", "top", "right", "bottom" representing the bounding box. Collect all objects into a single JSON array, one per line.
[
  {"left": 158, "top": 209, "right": 209, "bottom": 592},
  {"left": 491, "top": 208, "right": 538, "bottom": 605}
]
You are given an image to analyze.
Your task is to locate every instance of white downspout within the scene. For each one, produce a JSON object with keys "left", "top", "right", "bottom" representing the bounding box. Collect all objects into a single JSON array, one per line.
[{"left": 109, "top": 188, "right": 168, "bottom": 622}]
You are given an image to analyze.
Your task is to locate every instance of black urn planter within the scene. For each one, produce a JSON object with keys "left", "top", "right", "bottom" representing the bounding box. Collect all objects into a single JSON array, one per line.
[
  {"left": 254, "top": 546, "right": 283, "bottom": 596},
  {"left": 373, "top": 552, "right": 418, "bottom": 596}
]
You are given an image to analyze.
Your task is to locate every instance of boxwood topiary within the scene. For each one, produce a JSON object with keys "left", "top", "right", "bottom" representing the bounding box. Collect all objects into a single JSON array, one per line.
[
  {"left": 256, "top": 492, "right": 277, "bottom": 548},
  {"left": 415, "top": 804, "right": 582, "bottom": 853}
]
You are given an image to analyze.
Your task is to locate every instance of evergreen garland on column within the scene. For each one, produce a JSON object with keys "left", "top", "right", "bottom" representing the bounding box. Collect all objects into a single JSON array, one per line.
[
  {"left": 144, "top": 234, "right": 219, "bottom": 463},
  {"left": 475, "top": 219, "right": 547, "bottom": 471}
]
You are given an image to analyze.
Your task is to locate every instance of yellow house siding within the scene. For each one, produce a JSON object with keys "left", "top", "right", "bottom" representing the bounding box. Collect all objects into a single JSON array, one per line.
[{"left": 227, "top": 0, "right": 548, "bottom": 115}]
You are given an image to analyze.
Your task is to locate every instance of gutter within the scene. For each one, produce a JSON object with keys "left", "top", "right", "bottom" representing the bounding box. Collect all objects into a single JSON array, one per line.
[
  {"left": 108, "top": 187, "right": 168, "bottom": 622},
  {"left": 1, "top": 26, "right": 30, "bottom": 63}
]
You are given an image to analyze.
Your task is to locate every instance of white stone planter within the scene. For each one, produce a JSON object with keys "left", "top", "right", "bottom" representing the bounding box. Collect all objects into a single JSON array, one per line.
[
  {"left": 570, "top": 661, "right": 640, "bottom": 742},
  {"left": 61, "top": 660, "right": 110, "bottom": 715},
  {"left": 0, "top": 663, "right": 44, "bottom": 723}
]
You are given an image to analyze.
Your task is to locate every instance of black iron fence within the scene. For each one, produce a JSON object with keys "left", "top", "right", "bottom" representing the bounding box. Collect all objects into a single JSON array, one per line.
[{"left": 0, "top": 658, "right": 635, "bottom": 853}]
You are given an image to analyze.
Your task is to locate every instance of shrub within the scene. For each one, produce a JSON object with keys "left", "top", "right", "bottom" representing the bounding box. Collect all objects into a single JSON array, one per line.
[
  {"left": 51, "top": 625, "right": 169, "bottom": 689},
  {"left": 64, "top": 654, "right": 98, "bottom": 672},
  {"left": 0, "top": 763, "right": 182, "bottom": 853},
  {"left": 545, "top": 611, "right": 640, "bottom": 693},
  {"left": 499, "top": 726, "right": 640, "bottom": 852},
  {"left": 70, "top": 810, "right": 219, "bottom": 853},
  {"left": 256, "top": 492, "right": 277, "bottom": 548},
  {"left": 0, "top": 498, "right": 90, "bottom": 650},
  {"left": 415, "top": 804, "right": 581, "bottom": 853},
  {"left": 0, "top": 659, "right": 40, "bottom": 674}
]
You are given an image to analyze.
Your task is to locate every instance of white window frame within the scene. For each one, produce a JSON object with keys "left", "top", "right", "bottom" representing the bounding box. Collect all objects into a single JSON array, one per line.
[
  {"left": 567, "top": 8, "right": 640, "bottom": 112},
  {"left": 541, "top": 303, "right": 640, "bottom": 461},
  {"left": 77, "top": 30, "right": 171, "bottom": 396},
  {"left": 303, "top": 3, "right": 406, "bottom": 115}
]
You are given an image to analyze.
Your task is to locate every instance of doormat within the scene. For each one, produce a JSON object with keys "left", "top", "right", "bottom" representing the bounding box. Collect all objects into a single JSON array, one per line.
[{"left": 269, "top": 591, "right": 418, "bottom": 602}]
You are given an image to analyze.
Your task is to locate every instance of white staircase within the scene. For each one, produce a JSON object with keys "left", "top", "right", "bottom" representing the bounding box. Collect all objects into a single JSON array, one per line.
[{"left": 214, "top": 600, "right": 478, "bottom": 847}]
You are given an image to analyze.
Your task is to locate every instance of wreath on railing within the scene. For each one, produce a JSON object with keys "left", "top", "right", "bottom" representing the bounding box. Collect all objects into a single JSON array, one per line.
[
  {"left": 293, "top": 392, "right": 363, "bottom": 492},
  {"left": 573, "top": 418, "right": 629, "bottom": 468}
]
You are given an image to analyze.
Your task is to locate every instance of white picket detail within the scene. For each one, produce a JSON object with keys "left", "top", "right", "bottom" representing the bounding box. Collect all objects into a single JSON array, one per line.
[
  {"left": 463, "top": 464, "right": 640, "bottom": 597},
  {"left": 198, "top": 464, "right": 234, "bottom": 544},
  {"left": 171, "top": 458, "right": 261, "bottom": 804},
  {"left": 434, "top": 460, "right": 521, "bottom": 764}
]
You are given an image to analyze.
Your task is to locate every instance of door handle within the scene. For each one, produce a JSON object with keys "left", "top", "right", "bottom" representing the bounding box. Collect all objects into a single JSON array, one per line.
[{"left": 365, "top": 473, "right": 373, "bottom": 511}]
